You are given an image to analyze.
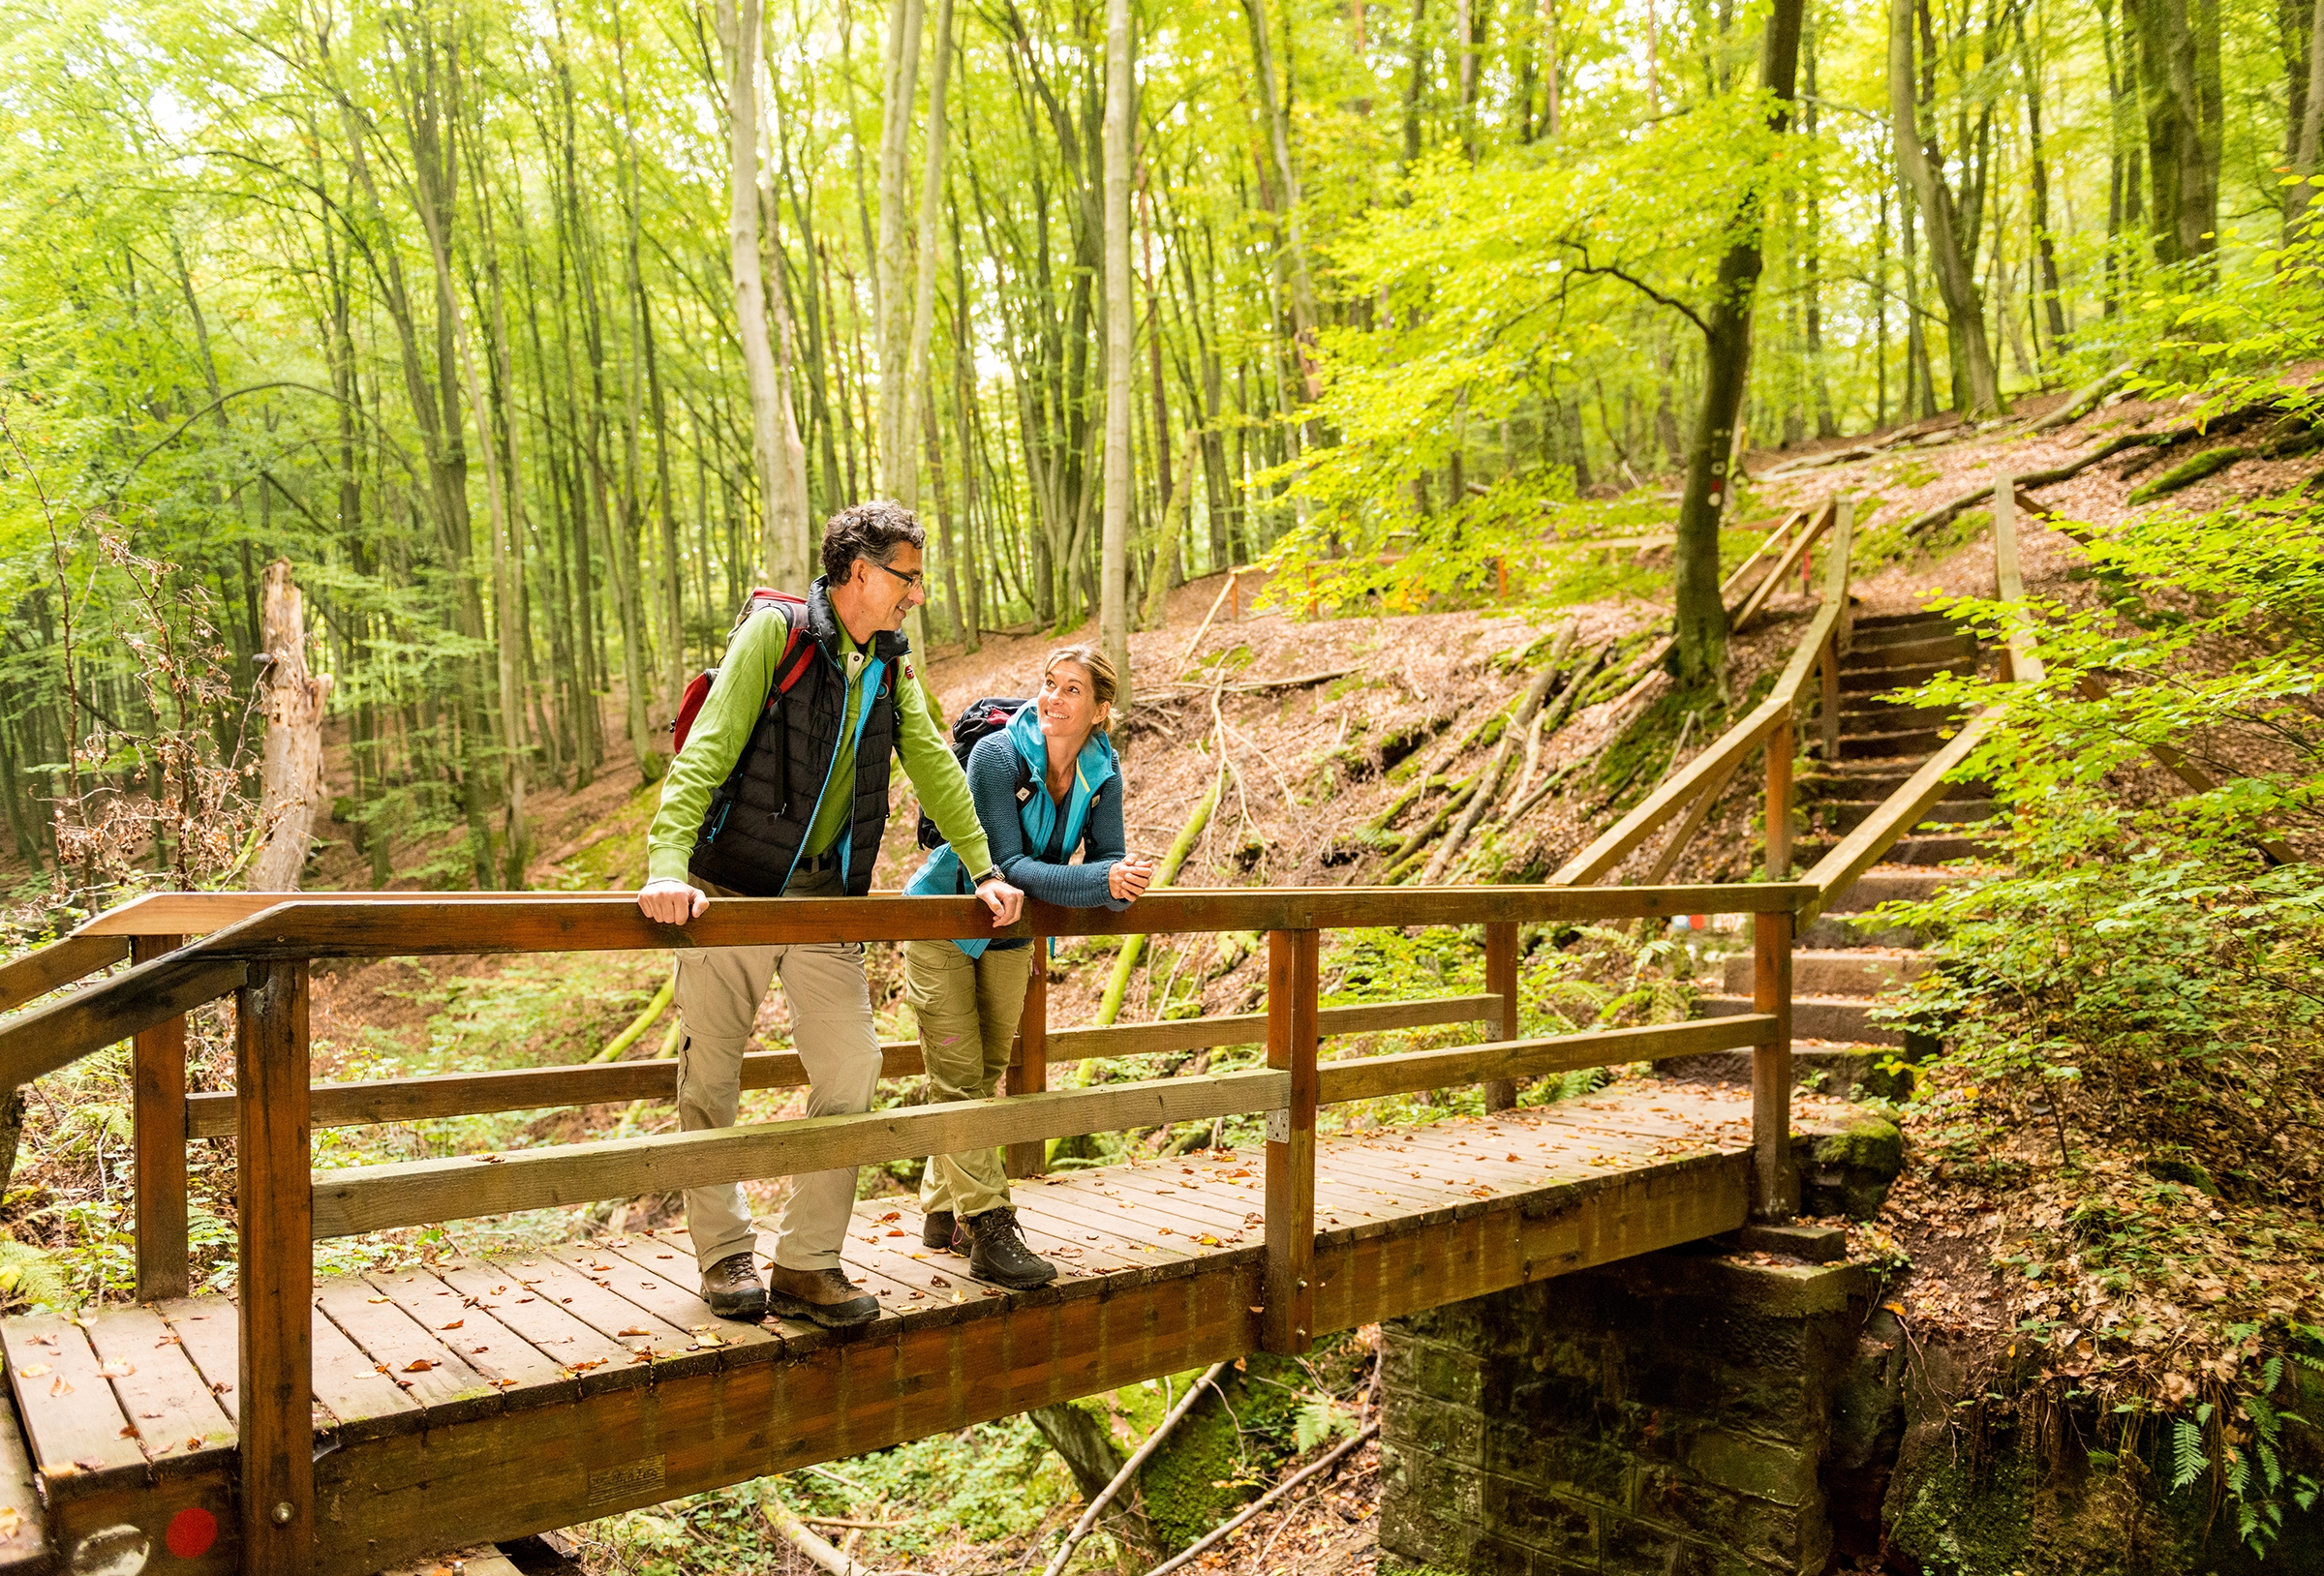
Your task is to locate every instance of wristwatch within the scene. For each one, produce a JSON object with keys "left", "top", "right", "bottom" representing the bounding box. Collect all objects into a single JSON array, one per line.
[{"left": 973, "top": 866, "right": 1005, "bottom": 888}]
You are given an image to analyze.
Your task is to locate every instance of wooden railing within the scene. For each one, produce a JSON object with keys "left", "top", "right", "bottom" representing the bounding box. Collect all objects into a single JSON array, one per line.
[
  {"left": 0, "top": 880, "right": 1811, "bottom": 1576},
  {"left": 1552, "top": 497, "right": 1854, "bottom": 892}
]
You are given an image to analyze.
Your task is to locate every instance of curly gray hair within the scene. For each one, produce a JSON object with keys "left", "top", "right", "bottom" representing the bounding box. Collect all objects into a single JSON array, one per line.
[{"left": 820, "top": 500, "right": 927, "bottom": 587}]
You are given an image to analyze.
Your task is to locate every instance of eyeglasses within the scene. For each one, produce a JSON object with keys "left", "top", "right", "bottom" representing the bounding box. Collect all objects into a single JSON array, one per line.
[{"left": 868, "top": 560, "right": 926, "bottom": 592}]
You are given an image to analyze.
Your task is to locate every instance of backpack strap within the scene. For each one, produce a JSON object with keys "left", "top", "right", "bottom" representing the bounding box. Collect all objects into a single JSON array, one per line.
[{"left": 765, "top": 599, "right": 817, "bottom": 708}]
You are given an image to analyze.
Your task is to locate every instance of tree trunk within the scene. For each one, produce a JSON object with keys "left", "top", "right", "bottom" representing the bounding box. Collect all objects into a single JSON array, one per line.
[
  {"left": 2020, "top": 12, "right": 2069, "bottom": 350},
  {"left": 875, "top": 0, "right": 929, "bottom": 493},
  {"left": 1100, "top": 0, "right": 1135, "bottom": 707},
  {"left": 250, "top": 562, "right": 334, "bottom": 893},
  {"left": 2288, "top": 0, "right": 2324, "bottom": 237},
  {"left": 723, "top": 0, "right": 811, "bottom": 587},
  {"left": 1670, "top": 0, "right": 1805, "bottom": 683},
  {"left": 2127, "top": 0, "right": 2221, "bottom": 264},
  {"left": 1889, "top": 0, "right": 2003, "bottom": 416}
]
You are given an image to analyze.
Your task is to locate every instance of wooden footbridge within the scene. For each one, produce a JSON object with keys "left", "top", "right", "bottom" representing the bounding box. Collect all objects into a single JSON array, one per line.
[{"left": 0, "top": 494, "right": 2045, "bottom": 1575}]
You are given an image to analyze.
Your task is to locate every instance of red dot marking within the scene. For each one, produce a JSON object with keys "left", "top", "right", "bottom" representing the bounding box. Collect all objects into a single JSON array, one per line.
[{"left": 166, "top": 1507, "right": 217, "bottom": 1561}]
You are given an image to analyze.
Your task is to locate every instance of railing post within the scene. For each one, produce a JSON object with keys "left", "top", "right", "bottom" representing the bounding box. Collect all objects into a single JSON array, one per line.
[
  {"left": 1005, "top": 940, "right": 1048, "bottom": 1179},
  {"left": 1750, "top": 910, "right": 1797, "bottom": 1221},
  {"left": 1765, "top": 716, "right": 1794, "bottom": 880},
  {"left": 132, "top": 932, "right": 189, "bottom": 1302},
  {"left": 1262, "top": 928, "right": 1318, "bottom": 1355},
  {"left": 1819, "top": 635, "right": 1840, "bottom": 761},
  {"left": 1483, "top": 921, "right": 1518, "bottom": 1112},
  {"left": 238, "top": 957, "right": 313, "bottom": 1574}
]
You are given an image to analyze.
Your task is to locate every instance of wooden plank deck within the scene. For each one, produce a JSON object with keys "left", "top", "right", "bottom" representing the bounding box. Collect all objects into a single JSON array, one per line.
[{"left": 0, "top": 1087, "right": 1759, "bottom": 1576}]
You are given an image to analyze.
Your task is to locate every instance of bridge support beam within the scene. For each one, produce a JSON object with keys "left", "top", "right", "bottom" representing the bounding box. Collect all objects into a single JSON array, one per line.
[
  {"left": 132, "top": 932, "right": 188, "bottom": 1302},
  {"left": 1261, "top": 928, "right": 1317, "bottom": 1354},
  {"left": 1750, "top": 909, "right": 1797, "bottom": 1221},
  {"left": 1482, "top": 922, "right": 1518, "bottom": 1113},
  {"left": 237, "top": 957, "right": 313, "bottom": 1576}
]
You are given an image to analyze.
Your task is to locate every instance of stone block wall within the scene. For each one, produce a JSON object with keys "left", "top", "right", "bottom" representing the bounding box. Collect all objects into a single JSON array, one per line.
[{"left": 1377, "top": 1250, "right": 1875, "bottom": 1576}]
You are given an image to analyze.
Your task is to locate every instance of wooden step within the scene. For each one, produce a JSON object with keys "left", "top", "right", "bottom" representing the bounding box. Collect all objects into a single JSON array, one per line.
[
  {"left": 1698, "top": 993, "right": 1906, "bottom": 1046},
  {"left": 1801, "top": 913, "right": 1922, "bottom": 949},
  {"left": 1722, "top": 950, "right": 1930, "bottom": 996},
  {"left": 1844, "top": 632, "right": 1980, "bottom": 668},
  {"left": 1805, "top": 764, "right": 1995, "bottom": 800},
  {"left": 1848, "top": 617, "right": 1967, "bottom": 647},
  {"left": 1850, "top": 610, "right": 1959, "bottom": 630},
  {"left": 1804, "top": 799, "right": 1998, "bottom": 834},
  {"left": 1658, "top": 1045, "right": 1906, "bottom": 1100},
  {"left": 1797, "top": 831, "right": 1996, "bottom": 865},
  {"left": 1834, "top": 702, "right": 1964, "bottom": 733},
  {"left": 1834, "top": 727, "right": 1957, "bottom": 759},
  {"left": 1839, "top": 660, "right": 1961, "bottom": 694},
  {"left": 1821, "top": 865, "right": 1985, "bottom": 913}
]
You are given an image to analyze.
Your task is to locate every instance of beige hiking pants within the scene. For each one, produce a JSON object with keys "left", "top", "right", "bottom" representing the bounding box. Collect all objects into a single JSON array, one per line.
[
  {"left": 902, "top": 938, "right": 1035, "bottom": 1219},
  {"left": 672, "top": 868, "right": 880, "bottom": 1275}
]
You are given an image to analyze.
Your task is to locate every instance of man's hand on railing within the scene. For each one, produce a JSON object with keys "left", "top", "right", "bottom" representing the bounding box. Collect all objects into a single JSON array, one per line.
[
  {"left": 975, "top": 877, "right": 1026, "bottom": 926},
  {"left": 638, "top": 879, "right": 711, "bottom": 924}
]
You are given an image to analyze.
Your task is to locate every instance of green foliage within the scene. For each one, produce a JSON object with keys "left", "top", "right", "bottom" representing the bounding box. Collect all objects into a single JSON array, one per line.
[
  {"left": 0, "top": 1238, "right": 70, "bottom": 1311},
  {"left": 1881, "top": 480, "right": 2324, "bottom": 1554}
]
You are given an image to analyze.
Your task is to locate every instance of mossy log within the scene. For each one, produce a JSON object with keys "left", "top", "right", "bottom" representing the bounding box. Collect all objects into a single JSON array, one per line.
[{"left": 2126, "top": 445, "right": 2244, "bottom": 503}]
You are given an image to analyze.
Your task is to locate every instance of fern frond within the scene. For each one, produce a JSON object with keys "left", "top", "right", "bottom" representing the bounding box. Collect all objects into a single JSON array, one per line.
[{"left": 2173, "top": 1417, "right": 2208, "bottom": 1490}]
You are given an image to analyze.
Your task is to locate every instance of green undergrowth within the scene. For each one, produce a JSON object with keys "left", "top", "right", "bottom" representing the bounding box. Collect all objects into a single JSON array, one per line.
[{"left": 1871, "top": 481, "right": 2324, "bottom": 1555}]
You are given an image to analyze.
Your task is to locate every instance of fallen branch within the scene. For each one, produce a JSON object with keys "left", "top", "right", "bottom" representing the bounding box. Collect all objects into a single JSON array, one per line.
[
  {"left": 590, "top": 971, "right": 675, "bottom": 1064},
  {"left": 1422, "top": 629, "right": 1576, "bottom": 883},
  {"left": 1156, "top": 667, "right": 1352, "bottom": 696},
  {"left": 1378, "top": 777, "right": 1478, "bottom": 881},
  {"left": 1173, "top": 568, "right": 1251, "bottom": 680},
  {"left": 2032, "top": 360, "right": 2136, "bottom": 433},
  {"left": 1139, "top": 1421, "right": 1381, "bottom": 1576},
  {"left": 1043, "top": 1361, "right": 1233, "bottom": 1576},
  {"left": 1898, "top": 432, "right": 2156, "bottom": 536},
  {"left": 763, "top": 1500, "right": 867, "bottom": 1576}
]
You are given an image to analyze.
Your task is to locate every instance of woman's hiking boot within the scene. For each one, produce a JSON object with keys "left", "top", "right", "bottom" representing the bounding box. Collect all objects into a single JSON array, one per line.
[
  {"left": 767, "top": 1263, "right": 879, "bottom": 1328},
  {"left": 700, "top": 1252, "right": 766, "bottom": 1320},
  {"left": 921, "top": 1209, "right": 957, "bottom": 1251},
  {"left": 963, "top": 1207, "right": 1056, "bottom": 1288}
]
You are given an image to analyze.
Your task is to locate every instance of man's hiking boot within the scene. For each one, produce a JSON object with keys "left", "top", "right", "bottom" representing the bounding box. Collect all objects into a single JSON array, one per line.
[
  {"left": 700, "top": 1252, "right": 766, "bottom": 1320},
  {"left": 921, "top": 1209, "right": 957, "bottom": 1251},
  {"left": 963, "top": 1207, "right": 1057, "bottom": 1289},
  {"left": 767, "top": 1263, "right": 879, "bottom": 1328}
]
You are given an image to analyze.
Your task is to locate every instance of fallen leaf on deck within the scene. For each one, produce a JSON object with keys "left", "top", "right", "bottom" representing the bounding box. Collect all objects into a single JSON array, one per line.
[
  {"left": 439, "top": 1319, "right": 464, "bottom": 1330},
  {"left": 15, "top": 1365, "right": 47, "bottom": 1378},
  {"left": 48, "top": 1377, "right": 73, "bottom": 1396},
  {"left": 402, "top": 1359, "right": 437, "bottom": 1373},
  {"left": 99, "top": 1360, "right": 135, "bottom": 1378}
]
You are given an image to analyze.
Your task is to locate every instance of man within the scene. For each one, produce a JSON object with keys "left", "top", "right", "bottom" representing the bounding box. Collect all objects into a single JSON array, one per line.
[{"left": 637, "top": 501, "right": 1024, "bottom": 1328}]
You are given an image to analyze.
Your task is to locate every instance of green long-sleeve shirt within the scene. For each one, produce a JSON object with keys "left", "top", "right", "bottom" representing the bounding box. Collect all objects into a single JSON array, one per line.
[{"left": 647, "top": 610, "right": 993, "bottom": 888}]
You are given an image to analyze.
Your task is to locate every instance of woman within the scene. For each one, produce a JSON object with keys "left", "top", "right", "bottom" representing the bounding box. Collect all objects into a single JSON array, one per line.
[{"left": 903, "top": 646, "right": 1155, "bottom": 1288}]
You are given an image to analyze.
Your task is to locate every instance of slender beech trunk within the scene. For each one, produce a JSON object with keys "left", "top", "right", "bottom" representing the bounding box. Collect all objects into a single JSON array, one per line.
[
  {"left": 1670, "top": 0, "right": 1804, "bottom": 682},
  {"left": 2289, "top": 0, "right": 2324, "bottom": 238},
  {"left": 722, "top": 0, "right": 810, "bottom": 586},
  {"left": 1100, "top": 0, "right": 1134, "bottom": 705},
  {"left": 874, "top": 0, "right": 928, "bottom": 492},
  {"left": 1889, "top": 0, "right": 2003, "bottom": 416}
]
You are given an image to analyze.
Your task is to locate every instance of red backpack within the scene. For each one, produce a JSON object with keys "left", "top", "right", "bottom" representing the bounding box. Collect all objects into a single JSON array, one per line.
[{"left": 669, "top": 589, "right": 819, "bottom": 753}]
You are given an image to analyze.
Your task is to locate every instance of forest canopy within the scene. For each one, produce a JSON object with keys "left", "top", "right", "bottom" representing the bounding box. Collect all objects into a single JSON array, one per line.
[{"left": 0, "top": 0, "right": 2316, "bottom": 898}]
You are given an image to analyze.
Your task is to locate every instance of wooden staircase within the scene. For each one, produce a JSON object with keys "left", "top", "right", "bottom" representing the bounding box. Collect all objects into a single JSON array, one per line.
[{"left": 1692, "top": 610, "right": 2000, "bottom": 1095}]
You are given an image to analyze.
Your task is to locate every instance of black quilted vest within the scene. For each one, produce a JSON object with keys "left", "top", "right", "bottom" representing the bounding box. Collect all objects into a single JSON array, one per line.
[{"left": 688, "top": 580, "right": 903, "bottom": 897}]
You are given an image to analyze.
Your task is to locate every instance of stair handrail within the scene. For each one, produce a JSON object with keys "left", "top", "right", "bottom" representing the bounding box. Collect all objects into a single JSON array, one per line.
[
  {"left": 1552, "top": 496, "right": 1854, "bottom": 888},
  {"left": 1795, "top": 474, "right": 2037, "bottom": 926}
]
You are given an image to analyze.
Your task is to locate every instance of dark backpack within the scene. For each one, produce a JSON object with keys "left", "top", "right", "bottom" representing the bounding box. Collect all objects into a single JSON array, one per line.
[
  {"left": 916, "top": 695, "right": 1034, "bottom": 851},
  {"left": 670, "top": 589, "right": 818, "bottom": 754}
]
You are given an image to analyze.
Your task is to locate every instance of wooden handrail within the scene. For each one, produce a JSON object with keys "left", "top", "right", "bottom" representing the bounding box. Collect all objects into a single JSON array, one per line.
[
  {"left": 0, "top": 930, "right": 129, "bottom": 1013},
  {"left": 0, "top": 885, "right": 1809, "bottom": 1092},
  {"left": 312, "top": 1067, "right": 1291, "bottom": 1238},
  {"left": 1315, "top": 1015, "right": 1775, "bottom": 1105},
  {"left": 1729, "top": 498, "right": 1840, "bottom": 634},
  {"left": 1551, "top": 499, "right": 1855, "bottom": 887},
  {"left": 183, "top": 991, "right": 1506, "bottom": 1137}
]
